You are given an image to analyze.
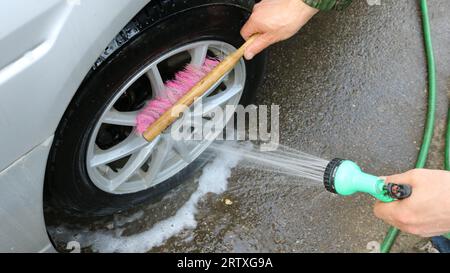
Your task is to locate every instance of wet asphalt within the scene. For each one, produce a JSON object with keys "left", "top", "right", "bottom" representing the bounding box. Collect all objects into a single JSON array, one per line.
[
  {"left": 152, "top": 0, "right": 450, "bottom": 253},
  {"left": 48, "top": 0, "right": 450, "bottom": 253}
]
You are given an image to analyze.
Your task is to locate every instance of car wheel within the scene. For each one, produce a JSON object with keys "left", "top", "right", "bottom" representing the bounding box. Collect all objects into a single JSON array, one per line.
[{"left": 44, "top": 0, "right": 266, "bottom": 217}]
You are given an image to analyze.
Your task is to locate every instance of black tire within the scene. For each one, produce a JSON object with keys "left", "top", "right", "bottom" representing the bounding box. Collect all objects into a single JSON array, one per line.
[{"left": 44, "top": 0, "right": 267, "bottom": 217}]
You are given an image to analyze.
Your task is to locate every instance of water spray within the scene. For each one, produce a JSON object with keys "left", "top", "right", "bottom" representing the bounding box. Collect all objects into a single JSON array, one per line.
[
  {"left": 210, "top": 143, "right": 413, "bottom": 203},
  {"left": 323, "top": 159, "right": 412, "bottom": 202}
]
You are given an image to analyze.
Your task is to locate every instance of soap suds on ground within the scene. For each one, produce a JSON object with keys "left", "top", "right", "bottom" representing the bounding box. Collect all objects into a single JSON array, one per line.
[{"left": 50, "top": 147, "right": 241, "bottom": 253}]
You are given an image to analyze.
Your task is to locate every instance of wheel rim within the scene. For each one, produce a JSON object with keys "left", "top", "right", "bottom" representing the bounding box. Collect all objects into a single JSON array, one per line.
[{"left": 86, "top": 41, "right": 246, "bottom": 194}]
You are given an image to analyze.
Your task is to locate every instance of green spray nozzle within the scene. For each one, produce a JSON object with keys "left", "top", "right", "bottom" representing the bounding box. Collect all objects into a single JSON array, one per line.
[{"left": 323, "top": 159, "right": 412, "bottom": 203}]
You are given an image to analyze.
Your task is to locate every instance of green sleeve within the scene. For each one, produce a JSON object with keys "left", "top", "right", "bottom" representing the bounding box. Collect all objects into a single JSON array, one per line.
[{"left": 303, "top": 0, "right": 352, "bottom": 11}]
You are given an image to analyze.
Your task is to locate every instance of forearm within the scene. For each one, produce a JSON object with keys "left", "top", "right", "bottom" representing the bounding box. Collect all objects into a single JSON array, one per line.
[{"left": 303, "top": 0, "right": 352, "bottom": 11}]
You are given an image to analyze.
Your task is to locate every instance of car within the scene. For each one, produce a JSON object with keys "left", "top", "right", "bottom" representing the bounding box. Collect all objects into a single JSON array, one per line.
[{"left": 0, "top": 0, "right": 266, "bottom": 252}]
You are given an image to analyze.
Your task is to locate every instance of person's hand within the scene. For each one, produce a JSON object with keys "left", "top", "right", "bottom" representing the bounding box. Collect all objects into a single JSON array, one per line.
[
  {"left": 240, "top": 0, "right": 319, "bottom": 60},
  {"left": 374, "top": 169, "right": 450, "bottom": 237}
]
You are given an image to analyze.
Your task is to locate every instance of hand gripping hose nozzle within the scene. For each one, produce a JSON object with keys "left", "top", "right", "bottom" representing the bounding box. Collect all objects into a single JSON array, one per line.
[{"left": 323, "top": 159, "right": 412, "bottom": 202}]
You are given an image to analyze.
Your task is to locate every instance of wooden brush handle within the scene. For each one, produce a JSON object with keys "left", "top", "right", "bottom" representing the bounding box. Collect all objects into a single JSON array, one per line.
[{"left": 143, "top": 34, "right": 260, "bottom": 142}]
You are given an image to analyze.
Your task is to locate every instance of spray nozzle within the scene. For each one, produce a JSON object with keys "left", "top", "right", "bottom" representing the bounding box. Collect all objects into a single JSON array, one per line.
[{"left": 324, "top": 159, "right": 412, "bottom": 203}]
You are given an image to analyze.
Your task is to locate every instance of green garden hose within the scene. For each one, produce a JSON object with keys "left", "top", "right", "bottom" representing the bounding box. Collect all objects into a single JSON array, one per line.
[
  {"left": 445, "top": 107, "right": 450, "bottom": 171},
  {"left": 380, "top": 0, "right": 437, "bottom": 253}
]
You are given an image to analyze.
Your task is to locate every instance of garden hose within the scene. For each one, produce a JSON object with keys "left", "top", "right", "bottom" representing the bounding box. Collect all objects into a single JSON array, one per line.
[
  {"left": 445, "top": 107, "right": 450, "bottom": 171},
  {"left": 380, "top": 0, "right": 437, "bottom": 253}
]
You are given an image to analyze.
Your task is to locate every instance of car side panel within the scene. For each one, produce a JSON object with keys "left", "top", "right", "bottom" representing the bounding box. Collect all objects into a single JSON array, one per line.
[
  {"left": 0, "top": 137, "right": 54, "bottom": 252},
  {"left": 0, "top": 0, "right": 151, "bottom": 252}
]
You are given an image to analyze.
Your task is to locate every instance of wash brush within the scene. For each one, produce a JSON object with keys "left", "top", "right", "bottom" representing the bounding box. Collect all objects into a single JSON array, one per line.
[{"left": 136, "top": 34, "right": 259, "bottom": 142}]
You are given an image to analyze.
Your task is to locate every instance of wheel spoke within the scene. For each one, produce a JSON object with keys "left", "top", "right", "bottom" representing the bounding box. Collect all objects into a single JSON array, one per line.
[
  {"left": 103, "top": 109, "right": 138, "bottom": 126},
  {"left": 190, "top": 73, "right": 230, "bottom": 112},
  {"left": 144, "top": 135, "right": 172, "bottom": 187},
  {"left": 195, "top": 84, "right": 244, "bottom": 117},
  {"left": 171, "top": 137, "right": 195, "bottom": 163},
  {"left": 89, "top": 134, "right": 148, "bottom": 167},
  {"left": 189, "top": 44, "right": 209, "bottom": 67},
  {"left": 176, "top": 117, "right": 209, "bottom": 141},
  {"left": 109, "top": 137, "right": 160, "bottom": 191},
  {"left": 146, "top": 65, "right": 165, "bottom": 98}
]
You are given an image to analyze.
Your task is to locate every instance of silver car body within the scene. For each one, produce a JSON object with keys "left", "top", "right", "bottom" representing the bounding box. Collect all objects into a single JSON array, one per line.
[{"left": 0, "top": 0, "right": 151, "bottom": 252}]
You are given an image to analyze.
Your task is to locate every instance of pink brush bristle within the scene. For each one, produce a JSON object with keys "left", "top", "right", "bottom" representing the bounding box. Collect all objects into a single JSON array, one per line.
[{"left": 136, "top": 57, "right": 220, "bottom": 134}]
